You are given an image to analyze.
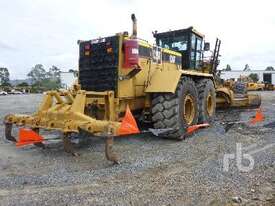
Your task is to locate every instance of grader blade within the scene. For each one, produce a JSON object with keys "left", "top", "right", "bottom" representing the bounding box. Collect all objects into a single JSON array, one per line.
[{"left": 216, "top": 87, "right": 261, "bottom": 109}]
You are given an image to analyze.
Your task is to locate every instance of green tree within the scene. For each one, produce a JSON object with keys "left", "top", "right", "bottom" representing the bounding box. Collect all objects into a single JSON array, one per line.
[
  {"left": 243, "top": 64, "right": 251, "bottom": 71},
  {"left": 225, "top": 64, "right": 232, "bottom": 71},
  {"left": 68, "top": 69, "right": 78, "bottom": 77},
  {"left": 0, "top": 67, "right": 10, "bottom": 85},
  {"left": 265, "top": 66, "right": 274, "bottom": 71},
  {"left": 41, "top": 79, "right": 60, "bottom": 90},
  {"left": 17, "top": 82, "right": 29, "bottom": 87},
  {"left": 27, "top": 64, "right": 46, "bottom": 85},
  {"left": 47, "top": 65, "right": 61, "bottom": 79},
  {"left": 27, "top": 64, "right": 63, "bottom": 91},
  {"left": 248, "top": 73, "right": 259, "bottom": 82},
  {"left": 1, "top": 82, "right": 11, "bottom": 87},
  {"left": 46, "top": 65, "right": 61, "bottom": 88}
]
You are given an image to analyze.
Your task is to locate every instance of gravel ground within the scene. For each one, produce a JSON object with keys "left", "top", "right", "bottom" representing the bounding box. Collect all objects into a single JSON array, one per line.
[{"left": 0, "top": 92, "right": 274, "bottom": 206}]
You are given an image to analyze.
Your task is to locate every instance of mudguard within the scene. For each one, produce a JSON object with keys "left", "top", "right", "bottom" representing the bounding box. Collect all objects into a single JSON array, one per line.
[{"left": 145, "top": 69, "right": 181, "bottom": 93}]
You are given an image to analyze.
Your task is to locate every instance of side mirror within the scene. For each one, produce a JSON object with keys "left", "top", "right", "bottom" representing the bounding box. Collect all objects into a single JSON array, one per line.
[{"left": 204, "top": 42, "right": 210, "bottom": 51}]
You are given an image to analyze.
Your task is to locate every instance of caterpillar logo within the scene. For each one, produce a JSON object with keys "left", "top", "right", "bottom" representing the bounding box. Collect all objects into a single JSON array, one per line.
[
  {"left": 169, "top": 55, "right": 176, "bottom": 63},
  {"left": 152, "top": 46, "right": 162, "bottom": 64}
]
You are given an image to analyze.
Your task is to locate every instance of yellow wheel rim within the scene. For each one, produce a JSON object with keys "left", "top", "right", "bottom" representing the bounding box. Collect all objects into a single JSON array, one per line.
[
  {"left": 183, "top": 94, "right": 195, "bottom": 125},
  {"left": 206, "top": 94, "right": 214, "bottom": 116}
]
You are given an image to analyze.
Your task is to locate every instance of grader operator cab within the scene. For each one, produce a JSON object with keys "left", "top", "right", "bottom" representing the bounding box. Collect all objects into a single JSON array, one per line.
[
  {"left": 151, "top": 27, "right": 260, "bottom": 110},
  {"left": 154, "top": 27, "right": 208, "bottom": 70},
  {"left": 4, "top": 14, "right": 261, "bottom": 163}
]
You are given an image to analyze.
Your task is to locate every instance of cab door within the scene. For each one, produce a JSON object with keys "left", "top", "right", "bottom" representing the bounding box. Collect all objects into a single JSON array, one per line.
[{"left": 190, "top": 34, "right": 203, "bottom": 69}]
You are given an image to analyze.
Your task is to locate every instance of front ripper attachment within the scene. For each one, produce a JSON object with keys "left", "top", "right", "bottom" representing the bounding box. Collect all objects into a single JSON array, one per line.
[
  {"left": 5, "top": 123, "right": 17, "bottom": 142},
  {"left": 3, "top": 90, "right": 123, "bottom": 164},
  {"left": 105, "top": 137, "right": 119, "bottom": 164}
]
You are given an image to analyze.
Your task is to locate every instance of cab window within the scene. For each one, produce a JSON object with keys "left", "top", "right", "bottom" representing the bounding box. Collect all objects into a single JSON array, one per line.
[
  {"left": 191, "top": 35, "right": 196, "bottom": 49},
  {"left": 172, "top": 41, "right": 187, "bottom": 51},
  {"left": 190, "top": 34, "right": 203, "bottom": 69},
  {"left": 158, "top": 35, "right": 188, "bottom": 52}
]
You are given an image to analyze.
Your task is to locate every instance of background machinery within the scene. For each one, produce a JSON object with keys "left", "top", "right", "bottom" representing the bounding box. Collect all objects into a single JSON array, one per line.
[
  {"left": 4, "top": 14, "right": 261, "bottom": 163},
  {"left": 227, "top": 75, "right": 274, "bottom": 92}
]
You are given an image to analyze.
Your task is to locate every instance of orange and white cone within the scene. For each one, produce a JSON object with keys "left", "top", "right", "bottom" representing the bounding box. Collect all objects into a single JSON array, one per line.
[
  {"left": 118, "top": 105, "right": 140, "bottom": 135},
  {"left": 186, "top": 123, "right": 210, "bottom": 135},
  {"left": 249, "top": 108, "right": 264, "bottom": 124},
  {"left": 16, "top": 128, "right": 44, "bottom": 147}
]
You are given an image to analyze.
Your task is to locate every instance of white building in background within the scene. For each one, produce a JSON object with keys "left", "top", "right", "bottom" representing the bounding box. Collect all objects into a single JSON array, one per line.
[
  {"left": 60, "top": 72, "right": 76, "bottom": 89},
  {"left": 220, "top": 70, "right": 275, "bottom": 84}
]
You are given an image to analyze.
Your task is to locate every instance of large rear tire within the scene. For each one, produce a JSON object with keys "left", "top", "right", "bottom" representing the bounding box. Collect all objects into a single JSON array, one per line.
[
  {"left": 196, "top": 79, "right": 216, "bottom": 123},
  {"left": 151, "top": 76, "right": 199, "bottom": 139}
]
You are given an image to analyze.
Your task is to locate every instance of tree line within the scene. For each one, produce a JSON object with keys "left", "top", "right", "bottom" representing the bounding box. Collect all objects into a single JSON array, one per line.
[
  {"left": 224, "top": 64, "right": 274, "bottom": 71},
  {"left": 27, "top": 64, "right": 61, "bottom": 91},
  {"left": 222, "top": 65, "right": 275, "bottom": 83},
  {"left": 0, "top": 67, "right": 10, "bottom": 86},
  {"left": 0, "top": 64, "right": 63, "bottom": 92}
]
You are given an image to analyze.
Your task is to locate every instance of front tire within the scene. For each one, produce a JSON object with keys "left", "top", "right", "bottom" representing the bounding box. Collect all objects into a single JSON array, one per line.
[
  {"left": 151, "top": 76, "right": 199, "bottom": 139},
  {"left": 196, "top": 79, "right": 216, "bottom": 123}
]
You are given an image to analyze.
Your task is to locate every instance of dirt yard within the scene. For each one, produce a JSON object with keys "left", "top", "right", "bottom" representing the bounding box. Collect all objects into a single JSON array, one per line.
[{"left": 0, "top": 92, "right": 274, "bottom": 206}]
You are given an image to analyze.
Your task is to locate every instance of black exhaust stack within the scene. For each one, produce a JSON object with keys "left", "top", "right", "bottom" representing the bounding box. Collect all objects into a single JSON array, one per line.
[{"left": 131, "top": 14, "right": 137, "bottom": 39}]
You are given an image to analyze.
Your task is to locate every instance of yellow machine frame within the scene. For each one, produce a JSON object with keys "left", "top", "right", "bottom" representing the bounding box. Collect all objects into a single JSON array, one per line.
[{"left": 4, "top": 14, "right": 261, "bottom": 164}]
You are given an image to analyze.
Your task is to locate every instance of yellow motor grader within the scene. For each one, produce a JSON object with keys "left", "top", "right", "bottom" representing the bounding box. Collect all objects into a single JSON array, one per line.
[{"left": 4, "top": 14, "right": 261, "bottom": 163}]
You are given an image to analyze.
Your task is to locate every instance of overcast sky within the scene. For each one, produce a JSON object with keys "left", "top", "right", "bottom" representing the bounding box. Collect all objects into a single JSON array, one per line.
[{"left": 0, "top": 0, "right": 274, "bottom": 79}]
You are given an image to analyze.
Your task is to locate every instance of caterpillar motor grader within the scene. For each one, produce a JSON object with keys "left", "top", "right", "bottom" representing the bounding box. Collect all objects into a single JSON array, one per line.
[{"left": 4, "top": 14, "right": 261, "bottom": 163}]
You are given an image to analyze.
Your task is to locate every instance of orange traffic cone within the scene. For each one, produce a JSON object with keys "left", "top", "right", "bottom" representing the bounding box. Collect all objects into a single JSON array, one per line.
[
  {"left": 249, "top": 108, "right": 264, "bottom": 124},
  {"left": 16, "top": 128, "right": 44, "bottom": 147},
  {"left": 186, "top": 123, "right": 210, "bottom": 135},
  {"left": 118, "top": 105, "right": 140, "bottom": 135}
]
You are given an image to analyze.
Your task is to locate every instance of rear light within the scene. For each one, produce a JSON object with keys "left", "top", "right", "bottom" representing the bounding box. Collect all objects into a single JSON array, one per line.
[
  {"left": 85, "top": 44, "right": 90, "bottom": 50},
  {"left": 107, "top": 47, "right": 113, "bottom": 53}
]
